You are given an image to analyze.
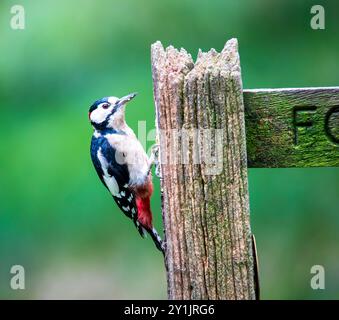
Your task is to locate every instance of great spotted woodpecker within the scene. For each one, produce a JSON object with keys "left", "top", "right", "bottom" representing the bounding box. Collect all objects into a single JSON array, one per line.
[{"left": 88, "top": 93, "right": 164, "bottom": 254}]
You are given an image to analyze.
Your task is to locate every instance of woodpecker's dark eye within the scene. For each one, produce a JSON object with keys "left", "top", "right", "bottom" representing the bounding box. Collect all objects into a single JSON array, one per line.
[{"left": 102, "top": 103, "right": 110, "bottom": 109}]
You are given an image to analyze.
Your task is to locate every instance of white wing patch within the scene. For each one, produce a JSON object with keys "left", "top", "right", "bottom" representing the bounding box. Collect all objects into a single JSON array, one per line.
[{"left": 97, "top": 147, "right": 121, "bottom": 198}]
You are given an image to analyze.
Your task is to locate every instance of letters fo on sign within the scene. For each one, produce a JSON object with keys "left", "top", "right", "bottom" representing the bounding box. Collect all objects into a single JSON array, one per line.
[
  {"left": 293, "top": 105, "right": 339, "bottom": 145},
  {"left": 244, "top": 88, "right": 339, "bottom": 168}
]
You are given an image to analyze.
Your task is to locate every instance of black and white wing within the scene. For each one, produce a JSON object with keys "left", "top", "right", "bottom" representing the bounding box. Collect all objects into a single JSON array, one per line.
[{"left": 90, "top": 135, "right": 144, "bottom": 236}]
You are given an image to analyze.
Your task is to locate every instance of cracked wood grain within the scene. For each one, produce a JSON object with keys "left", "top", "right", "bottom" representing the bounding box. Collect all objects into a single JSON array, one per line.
[{"left": 151, "top": 39, "right": 256, "bottom": 300}]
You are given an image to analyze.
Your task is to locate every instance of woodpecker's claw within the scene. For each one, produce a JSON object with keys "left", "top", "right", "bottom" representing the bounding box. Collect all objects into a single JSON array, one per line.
[
  {"left": 150, "top": 144, "right": 161, "bottom": 178},
  {"left": 150, "top": 144, "right": 159, "bottom": 161}
]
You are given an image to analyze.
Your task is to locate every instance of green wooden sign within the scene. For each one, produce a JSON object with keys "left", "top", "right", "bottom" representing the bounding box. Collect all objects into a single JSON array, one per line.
[{"left": 244, "top": 87, "right": 339, "bottom": 167}]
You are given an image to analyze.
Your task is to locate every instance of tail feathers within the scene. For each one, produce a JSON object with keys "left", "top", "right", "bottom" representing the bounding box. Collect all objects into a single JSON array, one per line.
[
  {"left": 135, "top": 222, "right": 165, "bottom": 255},
  {"left": 134, "top": 220, "right": 147, "bottom": 238},
  {"left": 149, "top": 227, "right": 165, "bottom": 255},
  {"left": 133, "top": 195, "right": 164, "bottom": 254}
]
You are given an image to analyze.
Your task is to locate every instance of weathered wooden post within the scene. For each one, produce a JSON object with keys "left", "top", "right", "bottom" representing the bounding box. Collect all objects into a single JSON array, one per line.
[{"left": 151, "top": 39, "right": 257, "bottom": 299}]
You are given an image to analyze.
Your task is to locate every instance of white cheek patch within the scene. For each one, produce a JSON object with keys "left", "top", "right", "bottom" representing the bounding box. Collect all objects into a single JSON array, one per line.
[{"left": 91, "top": 105, "right": 113, "bottom": 124}]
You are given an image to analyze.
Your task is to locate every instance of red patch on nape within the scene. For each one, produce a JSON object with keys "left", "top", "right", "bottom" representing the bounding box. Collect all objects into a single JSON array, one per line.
[{"left": 88, "top": 111, "right": 91, "bottom": 120}]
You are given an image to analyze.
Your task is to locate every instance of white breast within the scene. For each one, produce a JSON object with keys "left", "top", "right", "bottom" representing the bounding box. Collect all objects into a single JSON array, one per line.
[{"left": 105, "top": 133, "right": 150, "bottom": 186}]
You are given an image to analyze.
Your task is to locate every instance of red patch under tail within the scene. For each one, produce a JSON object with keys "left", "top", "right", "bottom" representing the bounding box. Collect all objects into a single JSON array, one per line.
[
  {"left": 133, "top": 176, "right": 154, "bottom": 230},
  {"left": 136, "top": 196, "right": 153, "bottom": 230}
]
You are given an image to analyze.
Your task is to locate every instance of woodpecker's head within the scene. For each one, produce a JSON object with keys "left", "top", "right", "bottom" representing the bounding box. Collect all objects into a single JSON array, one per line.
[{"left": 88, "top": 93, "right": 137, "bottom": 131}]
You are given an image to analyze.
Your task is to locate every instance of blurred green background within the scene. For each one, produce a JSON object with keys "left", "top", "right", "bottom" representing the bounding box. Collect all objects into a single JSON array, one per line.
[{"left": 0, "top": 0, "right": 338, "bottom": 299}]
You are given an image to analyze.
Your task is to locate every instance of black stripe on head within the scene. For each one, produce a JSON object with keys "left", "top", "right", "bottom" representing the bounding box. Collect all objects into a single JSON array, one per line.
[{"left": 89, "top": 97, "right": 109, "bottom": 113}]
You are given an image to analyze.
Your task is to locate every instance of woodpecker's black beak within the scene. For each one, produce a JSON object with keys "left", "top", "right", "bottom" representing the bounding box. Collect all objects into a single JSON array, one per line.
[{"left": 117, "top": 93, "right": 137, "bottom": 107}]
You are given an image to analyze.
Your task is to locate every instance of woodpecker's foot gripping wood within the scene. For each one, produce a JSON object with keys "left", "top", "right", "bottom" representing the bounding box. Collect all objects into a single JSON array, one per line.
[{"left": 149, "top": 143, "right": 161, "bottom": 178}]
